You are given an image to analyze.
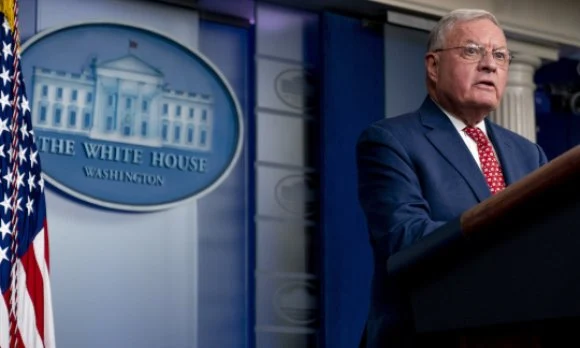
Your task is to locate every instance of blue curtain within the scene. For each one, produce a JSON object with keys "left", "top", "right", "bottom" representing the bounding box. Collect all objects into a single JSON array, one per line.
[{"left": 320, "top": 12, "right": 384, "bottom": 348}]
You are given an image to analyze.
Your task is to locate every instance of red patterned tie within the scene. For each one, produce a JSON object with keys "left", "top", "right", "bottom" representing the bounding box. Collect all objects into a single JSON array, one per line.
[{"left": 463, "top": 126, "right": 506, "bottom": 195}]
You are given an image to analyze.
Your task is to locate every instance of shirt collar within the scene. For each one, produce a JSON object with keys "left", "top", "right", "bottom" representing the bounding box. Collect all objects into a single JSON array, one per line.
[{"left": 430, "top": 97, "right": 487, "bottom": 135}]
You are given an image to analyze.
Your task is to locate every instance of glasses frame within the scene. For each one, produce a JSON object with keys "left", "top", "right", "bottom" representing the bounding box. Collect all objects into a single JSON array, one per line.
[{"left": 433, "top": 44, "right": 514, "bottom": 67}]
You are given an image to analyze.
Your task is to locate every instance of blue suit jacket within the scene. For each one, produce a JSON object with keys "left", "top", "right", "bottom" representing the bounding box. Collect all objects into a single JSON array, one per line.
[{"left": 356, "top": 97, "right": 548, "bottom": 347}]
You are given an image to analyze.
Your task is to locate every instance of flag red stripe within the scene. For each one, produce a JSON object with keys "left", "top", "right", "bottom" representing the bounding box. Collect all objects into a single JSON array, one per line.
[
  {"left": 11, "top": 328, "right": 24, "bottom": 348},
  {"left": 21, "top": 244, "right": 45, "bottom": 344},
  {"left": 3, "top": 289, "right": 25, "bottom": 348}
]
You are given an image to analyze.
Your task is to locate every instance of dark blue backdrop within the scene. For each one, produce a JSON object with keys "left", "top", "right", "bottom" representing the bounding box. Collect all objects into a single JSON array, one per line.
[
  {"left": 320, "top": 12, "right": 384, "bottom": 348},
  {"left": 535, "top": 57, "right": 580, "bottom": 160}
]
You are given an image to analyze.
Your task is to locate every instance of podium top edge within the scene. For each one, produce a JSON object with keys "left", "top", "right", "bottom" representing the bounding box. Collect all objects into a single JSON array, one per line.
[{"left": 460, "top": 145, "right": 580, "bottom": 236}]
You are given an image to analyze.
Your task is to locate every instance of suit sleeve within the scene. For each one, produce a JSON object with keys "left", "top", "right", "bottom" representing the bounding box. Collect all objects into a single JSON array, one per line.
[
  {"left": 536, "top": 143, "right": 548, "bottom": 166},
  {"left": 356, "top": 124, "right": 446, "bottom": 259}
]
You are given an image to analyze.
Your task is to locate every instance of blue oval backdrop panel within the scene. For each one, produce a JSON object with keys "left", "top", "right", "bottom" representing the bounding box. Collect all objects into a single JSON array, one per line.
[{"left": 20, "top": 22, "right": 243, "bottom": 212}]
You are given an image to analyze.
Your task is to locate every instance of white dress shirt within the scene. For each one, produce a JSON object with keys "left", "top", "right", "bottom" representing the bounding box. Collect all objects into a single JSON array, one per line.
[{"left": 432, "top": 101, "right": 495, "bottom": 170}]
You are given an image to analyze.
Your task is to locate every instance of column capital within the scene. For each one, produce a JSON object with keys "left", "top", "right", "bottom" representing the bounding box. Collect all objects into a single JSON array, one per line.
[
  {"left": 488, "top": 38, "right": 551, "bottom": 142},
  {"left": 510, "top": 53, "right": 542, "bottom": 69},
  {"left": 506, "top": 38, "right": 559, "bottom": 63},
  {"left": 504, "top": 39, "right": 554, "bottom": 90},
  {"left": 506, "top": 55, "right": 541, "bottom": 89}
]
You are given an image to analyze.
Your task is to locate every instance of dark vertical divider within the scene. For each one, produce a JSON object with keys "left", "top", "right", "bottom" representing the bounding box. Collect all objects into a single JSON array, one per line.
[{"left": 320, "top": 12, "right": 385, "bottom": 348}]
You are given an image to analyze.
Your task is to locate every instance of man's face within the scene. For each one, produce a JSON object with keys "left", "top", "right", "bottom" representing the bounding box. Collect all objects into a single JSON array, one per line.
[{"left": 430, "top": 19, "right": 509, "bottom": 115}]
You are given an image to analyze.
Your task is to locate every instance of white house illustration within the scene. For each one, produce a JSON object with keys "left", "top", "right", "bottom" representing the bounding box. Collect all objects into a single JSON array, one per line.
[{"left": 29, "top": 54, "right": 214, "bottom": 151}]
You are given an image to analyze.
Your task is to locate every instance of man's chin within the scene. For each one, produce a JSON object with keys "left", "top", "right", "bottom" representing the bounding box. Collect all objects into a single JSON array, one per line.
[{"left": 467, "top": 99, "right": 498, "bottom": 113}]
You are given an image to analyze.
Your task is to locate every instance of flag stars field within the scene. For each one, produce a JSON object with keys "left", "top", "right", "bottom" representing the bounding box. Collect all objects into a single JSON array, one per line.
[{"left": 0, "top": 7, "right": 56, "bottom": 347}]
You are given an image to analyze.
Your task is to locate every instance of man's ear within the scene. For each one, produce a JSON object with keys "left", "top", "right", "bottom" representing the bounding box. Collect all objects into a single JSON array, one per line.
[{"left": 425, "top": 53, "right": 438, "bottom": 83}]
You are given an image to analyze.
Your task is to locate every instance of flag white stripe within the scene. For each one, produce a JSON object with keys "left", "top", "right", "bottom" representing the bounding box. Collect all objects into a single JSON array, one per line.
[
  {"left": 33, "top": 228, "right": 55, "bottom": 348},
  {"left": 0, "top": 290, "right": 9, "bottom": 348},
  {"left": 0, "top": 228, "right": 54, "bottom": 348},
  {"left": 16, "top": 258, "right": 44, "bottom": 348}
]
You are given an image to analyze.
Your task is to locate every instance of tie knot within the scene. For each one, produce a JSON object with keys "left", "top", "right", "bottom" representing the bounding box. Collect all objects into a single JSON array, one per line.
[{"left": 463, "top": 126, "right": 487, "bottom": 144}]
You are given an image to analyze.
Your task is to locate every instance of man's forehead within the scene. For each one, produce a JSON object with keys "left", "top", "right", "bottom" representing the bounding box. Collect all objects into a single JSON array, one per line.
[{"left": 447, "top": 20, "right": 506, "bottom": 45}]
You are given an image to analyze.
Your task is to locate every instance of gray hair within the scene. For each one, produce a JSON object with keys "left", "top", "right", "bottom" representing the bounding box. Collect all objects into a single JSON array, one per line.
[{"left": 427, "top": 9, "right": 501, "bottom": 51}]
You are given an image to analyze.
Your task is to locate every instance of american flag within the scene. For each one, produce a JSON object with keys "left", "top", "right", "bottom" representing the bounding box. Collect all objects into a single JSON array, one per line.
[{"left": 0, "top": 1, "right": 56, "bottom": 347}]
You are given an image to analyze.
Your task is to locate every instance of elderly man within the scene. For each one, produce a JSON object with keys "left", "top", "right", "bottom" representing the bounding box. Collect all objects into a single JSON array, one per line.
[{"left": 356, "top": 8, "right": 547, "bottom": 348}]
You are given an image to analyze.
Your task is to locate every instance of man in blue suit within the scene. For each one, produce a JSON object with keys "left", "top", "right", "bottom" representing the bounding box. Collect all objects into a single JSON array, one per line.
[{"left": 357, "top": 8, "right": 548, "bottom": 348}]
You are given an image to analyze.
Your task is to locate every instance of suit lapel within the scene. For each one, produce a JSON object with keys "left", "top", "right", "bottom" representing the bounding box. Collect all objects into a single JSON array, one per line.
[{"left": 419, "top": 98, "right": 491, "bottom": 202}]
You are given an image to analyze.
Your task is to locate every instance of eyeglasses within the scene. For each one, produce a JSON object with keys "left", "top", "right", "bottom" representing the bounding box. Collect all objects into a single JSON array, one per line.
[{"left": 433, "top": 43, "right": 513, "bottom": 67}]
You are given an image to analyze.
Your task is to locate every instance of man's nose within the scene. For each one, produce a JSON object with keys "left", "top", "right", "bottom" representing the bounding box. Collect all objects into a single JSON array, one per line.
[{"left": 478, "top": 51, "right": 498, "bottom": 72}]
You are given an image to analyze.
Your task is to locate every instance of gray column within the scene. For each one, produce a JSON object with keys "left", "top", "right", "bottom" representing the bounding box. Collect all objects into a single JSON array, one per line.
[{"left": 489, "top": 53, "right": 542, "bottom": 142}]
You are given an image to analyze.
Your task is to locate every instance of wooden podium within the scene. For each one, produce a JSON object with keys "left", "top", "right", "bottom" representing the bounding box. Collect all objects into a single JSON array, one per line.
[{"left": 386, "top": 146, "right": 580, "bottom": 347}]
